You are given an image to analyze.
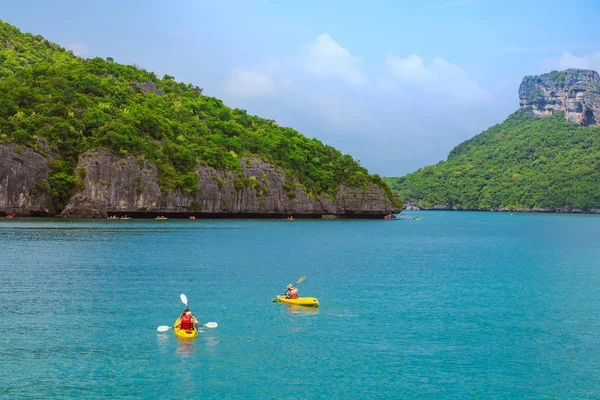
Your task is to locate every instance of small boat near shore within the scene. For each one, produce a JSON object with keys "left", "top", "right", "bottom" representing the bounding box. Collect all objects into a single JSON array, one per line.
[
  {"left": 155, "top": 216, "right": 168, "bottom": 220},
  {"left": 384, "top": 214, "right": 398, "bottom": 220}
]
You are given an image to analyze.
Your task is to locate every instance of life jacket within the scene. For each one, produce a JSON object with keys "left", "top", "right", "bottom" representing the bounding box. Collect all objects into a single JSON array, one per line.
[
  {"left": 288, "top": 288, "right": 298, "bottom": 299},
  {"left": 180, "top": 314, "right": 194, "bottom": 330}
]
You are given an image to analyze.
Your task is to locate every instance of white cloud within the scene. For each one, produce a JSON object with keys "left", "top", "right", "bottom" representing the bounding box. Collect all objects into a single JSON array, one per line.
[
  {"left": 225, "top": 68, "right": 276, "bottom": 97},
  {"left": 303, "top": 34, "right": 368, "bottom": 87},
  {"left": 65, "top": 42, "right": 92, "bottom": 56},
  {"left": 385, "top": 53, "right": 484, "bottom": 101},
  {"left": 224, "top": 33, "right": 367, "bottom": 99},
  {"left": 558, "top": 51, "right": 600, "bottom": 72},
  {"left": 221, "top": 38, "right": 495, "bottom": 175},
  {"left": 386, "top": 54, "right": 433, "bottom": 81}
]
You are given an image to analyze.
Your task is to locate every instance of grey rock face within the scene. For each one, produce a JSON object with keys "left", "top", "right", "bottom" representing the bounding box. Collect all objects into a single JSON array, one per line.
[
  {"left": 60, "top": 194, "right": 107, "bottom": 218},
  {"left": 130, "top": 81, "right": 165, "bottom": 96},
  {"left": 519, "top": 69, "right": 600, "bottom": 126},
  {"left": 0, "top": 145, "right": 54, "bottom": 216},
  {"left": 59, "top": 149, "right": 161, "bottom": 217},
  {"left": 61, "top": 148, "right": 399, "bottom": 217}
]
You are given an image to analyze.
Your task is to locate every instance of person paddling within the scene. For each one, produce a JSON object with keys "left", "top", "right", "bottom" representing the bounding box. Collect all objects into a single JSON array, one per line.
[
  {"left": 176, "top": 308, "right": 199, "bottom": 331},
  {"left": 285, "top": 284, "right": 299, "bottom": 299}
]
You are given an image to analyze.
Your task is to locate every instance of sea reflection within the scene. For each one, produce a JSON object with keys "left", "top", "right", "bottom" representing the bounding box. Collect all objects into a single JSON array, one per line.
[
  {"left": 286, "top": 304, "right": 319, "bottom": 316},
  {"left": 203, "top": 334, "right": 219, "bottom": 347},
  {"left": 176, "top": 338, "right": 197, "bottom": 357},
  {"left": 156, "top": 332, "right": 170, "bottom": 355}
]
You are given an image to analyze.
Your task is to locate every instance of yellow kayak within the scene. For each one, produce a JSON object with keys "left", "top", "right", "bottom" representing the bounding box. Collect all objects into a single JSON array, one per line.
[
  {"left": 276, "top": 296, "right": 319, "bottom": 307},
  {"left": 173, "top": 317, "right": 198, "bottom": 339}
]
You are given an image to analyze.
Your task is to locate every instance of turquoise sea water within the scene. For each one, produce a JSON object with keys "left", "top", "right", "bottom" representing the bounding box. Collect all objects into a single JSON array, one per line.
[{"left": 1, "top": 212, "right": 600, "bottom": 399}]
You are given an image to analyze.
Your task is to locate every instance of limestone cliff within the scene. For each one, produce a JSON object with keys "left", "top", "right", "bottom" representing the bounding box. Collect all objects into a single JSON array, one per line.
[
  {"left": 59, "top": 148, "right": 399, "bottom": 218},
  {"left": 0, "top": 145, "right": 54, "bottom": 216},
  {"left": 519, "top": 69, "right": 600, "bottom": 126}
]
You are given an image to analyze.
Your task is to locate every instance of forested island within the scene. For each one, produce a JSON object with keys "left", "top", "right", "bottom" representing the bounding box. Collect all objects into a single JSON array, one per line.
[
  {"left": 0, "top": 20, "right": 401, "bottom": 218},
  {"left": 5, "top": 17, "right": 599, "bottom": 218},
  {"left": 386, "top": 69, "right": 600, "bottom": 213}
]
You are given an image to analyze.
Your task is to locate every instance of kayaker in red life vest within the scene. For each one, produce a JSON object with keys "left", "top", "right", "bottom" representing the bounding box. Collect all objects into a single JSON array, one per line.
[
  {"left": 285, "top": 284, "right": 299, "bottom": 299},
  {"left": 176, "top": 308, "right": 199, "bottom": 330}
]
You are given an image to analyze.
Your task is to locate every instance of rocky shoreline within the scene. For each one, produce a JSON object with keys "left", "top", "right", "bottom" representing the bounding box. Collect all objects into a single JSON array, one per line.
[
  {"left": 0, "top": 145, "right": 400, "bottom": 219},
  {"left": 0, "top": 212, "right": 387, "bottom": 219},
  {"left": 404, "top": 205, "right": 600, "bottom": 214}
]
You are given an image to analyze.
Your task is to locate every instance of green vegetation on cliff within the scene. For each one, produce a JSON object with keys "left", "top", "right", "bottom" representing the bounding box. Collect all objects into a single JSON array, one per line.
[
  {"left": 385, "top": 111, "right": 600, "bottom": 210},
  {"left": 0, "top": 20, "right": 399, "bottom": 211}
]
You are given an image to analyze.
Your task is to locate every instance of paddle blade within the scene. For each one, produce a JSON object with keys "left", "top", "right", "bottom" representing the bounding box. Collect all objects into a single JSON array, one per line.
[
  {"left": 204, "top": 322, "right": 218, "bottom": 328},
  {"left": 180, "top": 293, "right": 188, "bottom": 306},
  {"left": 297, "top": 276, "right": 306, "bottom": 284},
  {"left": 157, "top": 325, "right": 170, "bottom": 332}
]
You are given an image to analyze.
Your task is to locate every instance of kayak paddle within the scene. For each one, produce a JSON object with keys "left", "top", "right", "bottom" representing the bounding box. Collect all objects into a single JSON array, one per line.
[
  {"left": 156, "top": 322, "right": 218, "bottom": 332},
  {"left": 156, "top": 294, "right": 189, "bottom": 332},
  {"left": 156, "top": 294, "right": 218, "bottom": 331},
  {"left": 271, "top": 276, "right": 306, "bottom": 302}
]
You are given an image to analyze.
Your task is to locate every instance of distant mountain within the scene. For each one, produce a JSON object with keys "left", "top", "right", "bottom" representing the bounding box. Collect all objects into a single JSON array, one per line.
[
  {"left": 386, "top": 69, "right": 600, "bottom": 212},
  {"left": 0, "top": 20, "right": 400, "bottom": 217}
]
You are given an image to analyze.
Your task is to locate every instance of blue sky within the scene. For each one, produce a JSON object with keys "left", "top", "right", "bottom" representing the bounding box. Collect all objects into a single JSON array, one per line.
[{"left": 2, "top": 0, "right": 600, "bottom": 176}]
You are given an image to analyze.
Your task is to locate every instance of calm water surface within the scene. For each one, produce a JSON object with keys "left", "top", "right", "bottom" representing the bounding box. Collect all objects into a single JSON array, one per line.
[{"left": 1, "top": 212, "right": 600, "bottom": 399}]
